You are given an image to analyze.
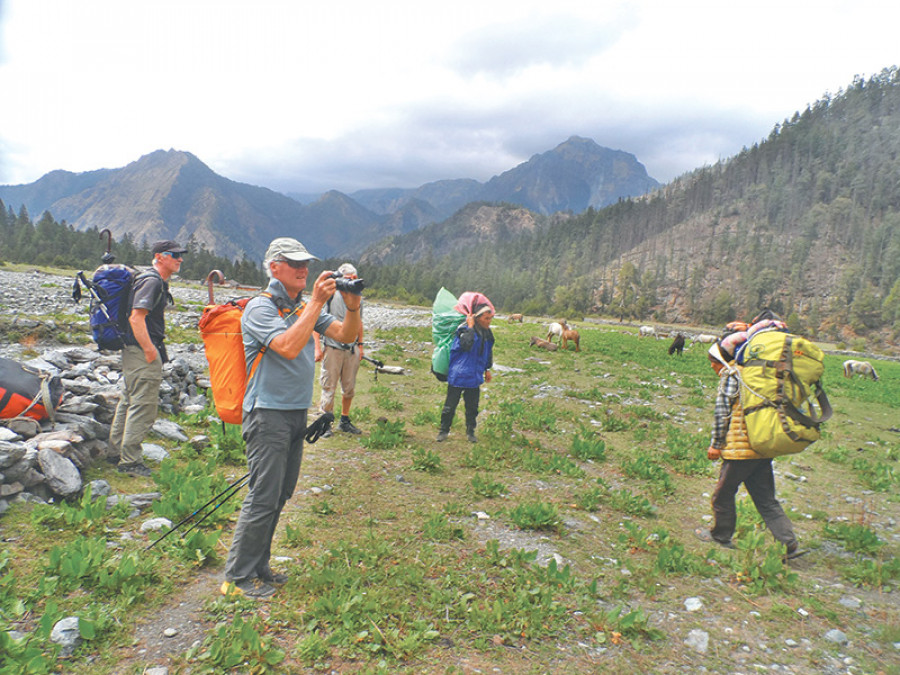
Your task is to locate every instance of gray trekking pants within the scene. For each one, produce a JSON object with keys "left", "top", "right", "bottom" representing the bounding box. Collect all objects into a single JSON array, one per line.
[
  {"left": 711, "top": 458, "right": 797, "bottom": 549},
  {"left": 224, "top": 407, "right": 306, "bottom": 583}
]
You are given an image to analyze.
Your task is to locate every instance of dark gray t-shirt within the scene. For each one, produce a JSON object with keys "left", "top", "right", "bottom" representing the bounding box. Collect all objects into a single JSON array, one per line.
[{"left": 125, "top": 269, "right": 168, "bottom": 347}]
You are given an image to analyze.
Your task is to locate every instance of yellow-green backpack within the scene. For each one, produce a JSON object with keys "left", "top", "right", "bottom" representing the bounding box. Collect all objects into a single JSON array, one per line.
[{"left": 737, "top": 329, "right": 832, "bottom": 457}]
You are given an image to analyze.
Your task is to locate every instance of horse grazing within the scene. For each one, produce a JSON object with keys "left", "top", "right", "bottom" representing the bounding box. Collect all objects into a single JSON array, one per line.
[
  {"left": 690, "top": 333, "right": 718, "bottom": 346},
  {"left": 668, "top": 333, "right": 685, "bottom": 356},
  {"left": 638, "top": 325, "right": 656, "bottom": 338},
  {"left": 507, "top": 313, "right": 524, "bottom": 323},
  {"left": 530, "top": 336, "right": 558, "bottom": 351},
  {"left": 547, "top": 320, "right": 568, "bottom": 343},
  {"left": 843, "top": 360, "right": 879, "bottom": 381},
  {"left": 560, "top": 329, "right": 580, "bottom": 352}
]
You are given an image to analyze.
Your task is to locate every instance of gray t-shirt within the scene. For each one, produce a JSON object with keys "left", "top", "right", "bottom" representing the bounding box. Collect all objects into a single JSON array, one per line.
[
  {"left": 241, "top": 279, "right": 335, "bottom": 412},
  {"left": 322, "top": 292, "right": 363, "bottom": 349}
]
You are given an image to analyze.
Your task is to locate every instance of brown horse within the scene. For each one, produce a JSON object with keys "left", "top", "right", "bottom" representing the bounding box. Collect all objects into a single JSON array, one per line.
[{"left": 560, "top": 329, "right": 580, "bottom": 352}]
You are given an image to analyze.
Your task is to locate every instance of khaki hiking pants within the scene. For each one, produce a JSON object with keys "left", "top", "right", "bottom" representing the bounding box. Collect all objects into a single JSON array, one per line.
[{"left": 109, "top": 345, "right": 163, "bottom": 465}]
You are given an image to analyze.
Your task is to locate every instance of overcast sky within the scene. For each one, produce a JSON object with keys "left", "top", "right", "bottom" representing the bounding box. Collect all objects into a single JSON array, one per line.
[{"left": 1, "top": 0, "right": 898, "bottom": 195}]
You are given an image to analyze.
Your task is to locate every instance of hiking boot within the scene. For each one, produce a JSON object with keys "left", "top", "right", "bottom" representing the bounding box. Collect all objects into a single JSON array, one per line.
[
  {"left": 260, "top": 571, "right": 289, "bottom": 585},
  {"left": 320, "top": 426, "right": 333, "bottom": 438},
  {"left": 339, "top": 418, "right": 362, "bottom": 434},
  {"left": 220, "top": 579, "right": 276, "bottom": 599},
  {"left": 467, "top": 431, "right": 478, "bottom": 443},
  {"left": 694, "top": 528, "right": 735, "bottom": 549},
  {"left": 436, "top": 431, "right": 449, "bottom": 442},
  {"left": 784, "top": 543, "right": 809, "bottom": 560},
  {"left": 117, "top": 462, "right": 152, "bottom": 477}
]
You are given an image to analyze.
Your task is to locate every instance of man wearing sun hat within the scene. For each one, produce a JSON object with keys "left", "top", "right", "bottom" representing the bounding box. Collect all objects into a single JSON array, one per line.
[
  {"left": 314, "top": 262, "right": 365, "bottom": 437},
  {"left": 109, "top": 239, "right": 187, "bottom": 477},
  {"left": 222, "top": 237, "right": 362, "bottom": 599}
]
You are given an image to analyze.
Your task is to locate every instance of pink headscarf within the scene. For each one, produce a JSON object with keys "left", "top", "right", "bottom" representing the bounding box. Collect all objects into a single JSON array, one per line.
[{"left": 454, "top": 292, "right": 495, "bottom": 317}]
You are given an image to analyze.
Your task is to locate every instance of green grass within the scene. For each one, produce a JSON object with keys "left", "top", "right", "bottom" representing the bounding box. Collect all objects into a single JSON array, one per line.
[{"left": 2, "top": 312, "right": 899, "bottom": 674}]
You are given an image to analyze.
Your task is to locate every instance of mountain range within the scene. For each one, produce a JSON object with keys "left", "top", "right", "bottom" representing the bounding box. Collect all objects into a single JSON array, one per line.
[{"left": 0, "top": 137, "right": 659, "bottom": 262}]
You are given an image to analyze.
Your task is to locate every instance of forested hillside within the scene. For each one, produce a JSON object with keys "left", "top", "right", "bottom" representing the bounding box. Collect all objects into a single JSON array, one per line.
[
  {"left": 0, "top": 206, "right": 265, "bottom": 286},
  {"left": 362, "top": 67, "right": 900, "bottom": 346}
]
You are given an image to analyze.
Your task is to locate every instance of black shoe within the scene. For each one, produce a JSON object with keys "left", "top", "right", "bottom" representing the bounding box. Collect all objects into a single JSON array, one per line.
[
  {"left": 784, "top": 543, "right": 809, "bottom": 560},
  {"left": 117, "top": 462, "right": 152, "bottom": 477},
  {"left": 436, "top": 431, "right": 449, "bottom": 442},
  {"left": 467, "top": 432, "right": 478, "bottom": 443},
  {"left": 321, "top": 427, "right": 333, "bottom": 438},
  {"left": 694, "top": 528, "right": 734, "bottom": 548},
  {"left": 259, "top": 571, "right": 289, "bottom": 585},
  {"left": 339, "top": 419, "right": 362, "bottom": 434},
  {"left": 220, "top": 579, "right": 276, "bottom": 598}
]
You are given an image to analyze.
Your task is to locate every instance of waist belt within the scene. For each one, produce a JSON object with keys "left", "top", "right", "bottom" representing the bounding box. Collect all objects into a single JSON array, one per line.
[{"left": 328, "top": 343, "right": 355, "bottom": 353}]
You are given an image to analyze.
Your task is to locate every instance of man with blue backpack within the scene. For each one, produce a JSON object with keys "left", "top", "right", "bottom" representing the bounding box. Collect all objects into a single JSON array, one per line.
[{"left": 108, "top": 240, "right": 186, "bottom": 476}]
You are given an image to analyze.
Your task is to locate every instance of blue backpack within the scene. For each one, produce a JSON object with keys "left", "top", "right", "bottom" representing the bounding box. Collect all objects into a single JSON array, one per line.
[{"left": 74, "top": 265, "right": 159, "bottom": 350}]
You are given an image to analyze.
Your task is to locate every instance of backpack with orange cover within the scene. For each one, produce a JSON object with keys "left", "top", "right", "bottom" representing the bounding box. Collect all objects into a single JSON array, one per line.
[{"left": 198, "top": 297, "right": 257, "bottom": 425}]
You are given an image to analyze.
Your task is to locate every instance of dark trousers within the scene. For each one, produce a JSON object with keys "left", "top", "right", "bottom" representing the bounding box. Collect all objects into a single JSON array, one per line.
[
  {"left": 225, "top": 408, "right": 306, "bottom": 583},
  {"left": 711, "top": 458, "right": 797, "bottom": 548},
  {"left": 440, "top": 385, "right": 480, "bottom": 433}
]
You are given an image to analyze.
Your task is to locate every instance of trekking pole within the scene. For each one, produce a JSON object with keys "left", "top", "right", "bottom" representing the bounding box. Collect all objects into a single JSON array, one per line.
[
  {"left": 145, "top": 472, "right": 250, "bottom": 550},
  {"left": 177, "top": 473, "right": 250, "bottom": 540}
]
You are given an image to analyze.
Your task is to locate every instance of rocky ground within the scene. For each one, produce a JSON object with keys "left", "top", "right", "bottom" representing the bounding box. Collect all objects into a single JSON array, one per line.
[{"left": 0, "top": 267, "right": 435, "bottom": 673}]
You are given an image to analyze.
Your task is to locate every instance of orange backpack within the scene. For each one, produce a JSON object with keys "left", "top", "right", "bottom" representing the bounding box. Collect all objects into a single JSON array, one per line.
[
  {"left": 198, "top": 297, "right": 260, "bottom": 425},
  {"left": 198, "top": 285, "right": 304, "bottom": 424}
]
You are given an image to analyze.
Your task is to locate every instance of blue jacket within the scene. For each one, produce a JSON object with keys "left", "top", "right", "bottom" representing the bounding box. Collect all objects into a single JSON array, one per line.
[{"left": 447, "top": 324, "right": 494, "bottom": 388}]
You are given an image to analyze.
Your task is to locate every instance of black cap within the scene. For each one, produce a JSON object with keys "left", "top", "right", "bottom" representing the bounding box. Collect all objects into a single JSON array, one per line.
[{"left": 150, "top": 240, "right": 188, "bottom": 255}]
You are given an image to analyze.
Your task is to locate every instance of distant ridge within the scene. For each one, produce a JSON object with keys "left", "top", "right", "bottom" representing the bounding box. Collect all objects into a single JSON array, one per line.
[{"left": 0, "top": 139, "right": 660, "bottom": 260}]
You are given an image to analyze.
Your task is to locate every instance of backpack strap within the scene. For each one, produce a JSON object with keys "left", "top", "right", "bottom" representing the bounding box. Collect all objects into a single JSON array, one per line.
[{"left": 245, "top": 292, "right": 307, "bottom": 382}]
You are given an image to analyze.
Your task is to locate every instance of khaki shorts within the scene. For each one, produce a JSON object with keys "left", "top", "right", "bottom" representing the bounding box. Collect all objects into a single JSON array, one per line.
[{"left": 319, "top": 345, "right": 361, "bottom": 411}]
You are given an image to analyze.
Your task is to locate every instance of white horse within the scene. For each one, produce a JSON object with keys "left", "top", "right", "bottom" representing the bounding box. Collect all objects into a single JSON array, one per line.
[
  {"left": 843, "top": 360, "right": 879, "bottom": 381},
  {"left": 690, "top": 333, "right": 718, "bottom": 346},
  {"left": 638, "top": 325, "right": 656, "bottom": 338},
  {"left": 546, "top": 320, "right": 568, "bottom": 343}
]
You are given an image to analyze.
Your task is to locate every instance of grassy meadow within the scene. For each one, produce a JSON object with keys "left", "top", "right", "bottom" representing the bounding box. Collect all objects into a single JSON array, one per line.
[{"left": 1, "top": 312, "right": 899, "bottom": 674}]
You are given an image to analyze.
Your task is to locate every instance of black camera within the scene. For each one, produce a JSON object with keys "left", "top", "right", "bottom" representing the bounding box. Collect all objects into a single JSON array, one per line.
[{"left": 330, "top": 272, "right": 365, "bottom": 295}]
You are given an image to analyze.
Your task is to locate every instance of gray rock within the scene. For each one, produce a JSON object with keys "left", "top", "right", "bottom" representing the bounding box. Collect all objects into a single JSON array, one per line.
[
  {"left": 88, "top": 480, "right": 112, "bottom": 499},
  {"left": 0, "top": 427, "right": 21, "bottom": 442},
  {"left": 140, "top": 517, "right": 173, "bottom": 532},
  {"left": 685, "top": 629, "right": 709, "bottom": 653},
  {"left": 50, "top": 616, "right": 82, "bottom": 657},
  {"left": 824, "top": 629, "right": 849, "bottom": 644},
  {"left": 142, "top": 443, "right": 170, "bottom": 463},
  {"left": 4, "top": 458, "right": 45, "bottom": 487},
  {"left": 839, "top": 595, "right": 862, "bottom": 609},
  {"left": 151, "top": 419, "right": 189, "bottom": 442},
  {"left": 37, "top": 448, "right": 82, "bottom": 497},
  {"left": 0, "top": 441, "right": 27, "bottom": 469},
  {"left": 684, "top": 597, "right": 703, "bottom": 612},
  {"left": 189, "top": 435, "right": 210, "bottom": 451}
]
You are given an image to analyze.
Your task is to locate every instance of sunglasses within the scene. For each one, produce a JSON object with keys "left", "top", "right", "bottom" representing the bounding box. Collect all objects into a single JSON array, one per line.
[
  {"left": 277, "top": 258, "right": 308, "bottom": 269},
  {"left": 162, "top": 251, "right": 183, "bottom": 260}
]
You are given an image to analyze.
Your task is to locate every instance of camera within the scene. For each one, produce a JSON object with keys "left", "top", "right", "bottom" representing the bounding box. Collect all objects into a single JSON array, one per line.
[{"left": 330, "top": 272, "right": 365, "bottom": 295}]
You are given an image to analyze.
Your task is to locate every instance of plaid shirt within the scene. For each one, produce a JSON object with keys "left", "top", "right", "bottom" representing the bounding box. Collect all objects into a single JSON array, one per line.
[{"left": 711, "top": 373, "right": 740, "bottom": 449}]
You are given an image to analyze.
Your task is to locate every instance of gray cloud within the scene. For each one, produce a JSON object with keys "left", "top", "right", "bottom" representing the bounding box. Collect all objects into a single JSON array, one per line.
[{"left": 446, "top": 13, "right": 633, "bottom": 79}]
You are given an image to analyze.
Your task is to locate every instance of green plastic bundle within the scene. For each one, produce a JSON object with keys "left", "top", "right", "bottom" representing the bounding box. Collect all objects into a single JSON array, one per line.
[{"left": 431, "top": 287, "right": 464, "bottom": 380}]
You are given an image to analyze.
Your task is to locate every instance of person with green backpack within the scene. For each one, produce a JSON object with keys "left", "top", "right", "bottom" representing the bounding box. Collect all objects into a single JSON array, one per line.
[
  {"left": 695, "top": 317, "right": 807, "bottom": 560},
  {"left": 435, "top": 292, "right": 495, "bottom": 443}
]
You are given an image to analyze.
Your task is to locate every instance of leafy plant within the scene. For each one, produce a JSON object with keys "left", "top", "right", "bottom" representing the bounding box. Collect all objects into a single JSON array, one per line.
[
  {"left": 361, "top": 418, "right": 405, "bottom": 449},
  {"left": 411, "top": 447, "right": 443, "bottom": 473},
  {"left": 570, "top": 426, "right": 607, "bottom": 462},
  {"left": 508, "top": 501, "right": 562, "bottom": 533},
  {"left": 186, "top": 612, "right": 285, "bottom": 672},
  {"left": 470, "top": 473, "right": 506, "bottom": 498},
  {"left": 823, "top": 522, "right": 883, "bottom": 554},
  {"left": 422, "top": 513, "right": 464, "bottom": 541}
]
